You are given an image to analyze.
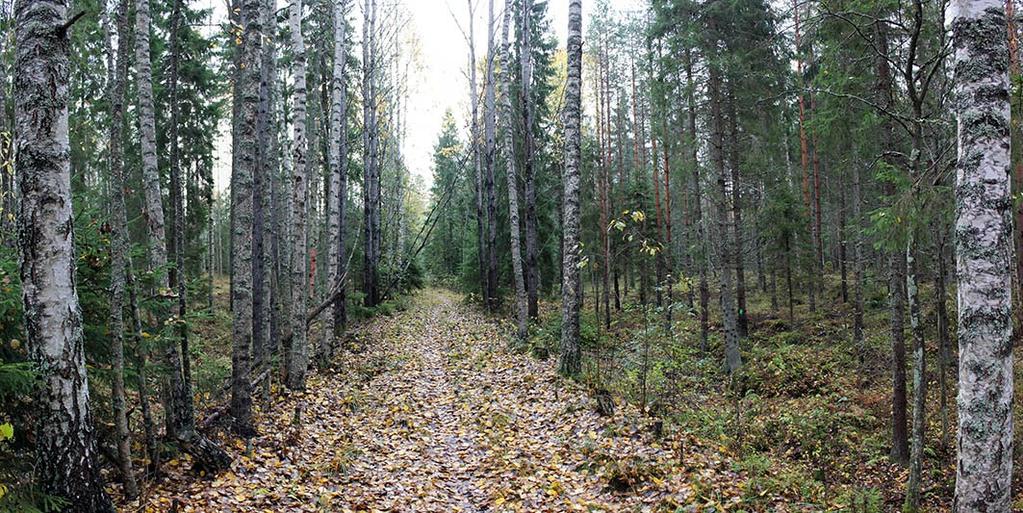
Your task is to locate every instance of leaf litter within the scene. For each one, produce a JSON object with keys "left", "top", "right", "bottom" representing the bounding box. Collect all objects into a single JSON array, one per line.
[{"left": 130, "top": 289, "right": 770, "bottom": 512}]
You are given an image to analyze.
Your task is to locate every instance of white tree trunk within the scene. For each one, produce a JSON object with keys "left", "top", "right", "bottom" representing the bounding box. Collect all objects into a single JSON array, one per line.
[
  {"left": 15, "top": 0, "right": 115, "bottom": 508},
  {"left": 286, "top": 0, "right": 310, "bottom": 390},
  {"left": 134, "top": 0, "right": 168, "bottom": 283},
  {"left": 501, "top": 0, "right": 527, "bottom": 341},
  {"left": 321, "top": 0, "right": 348, "bottom": 362},
  {"left": 951, "top": 1, "right": 1014, "bottom": 510}
]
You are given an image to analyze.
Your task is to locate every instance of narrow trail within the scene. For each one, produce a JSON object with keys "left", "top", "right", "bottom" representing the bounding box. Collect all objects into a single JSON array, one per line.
[{"left": 137, "top": 290, "right": 748, "bottom": 512}]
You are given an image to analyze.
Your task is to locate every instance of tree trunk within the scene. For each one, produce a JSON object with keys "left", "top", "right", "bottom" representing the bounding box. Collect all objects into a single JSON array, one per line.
[
  {"left": 323, "top": 0, "right": 348, "bottom": 362},
  {"left": 839, "top": 170, "right": 848, "bottom": 303},
  {"left": 559, "top": 0, "right": 582, "bottom": 377},
  {"left": 287, "top": 0, "right": 310, "bottom": 390},
  {"left": 14, "top": 0, "right": 115, "bottom": 507},
  {"left": 793, "top": 0, "right": 815, "bottom": 314},
  {"left": 362, "top": 0, "right": 380, "bottom": 308},
  {"left": 709, "top": 62, "right": 741, "bottom": 374},
  {"left": 852, "top": 159, "right": 865, "bottom": 365},
  {"left": 935, "top": 234, "right": 951, "bottom": 450},
  {"left": 167, "top": 0, "right": 198, "bottom": 445},
  {"left": 726, "top": 86, "right": 748, "bottom": 337},
  {"left": 685, "top": 48, "right": 709, "bottom": 350},
  {"left": 888, "top": 250, "right": 909, "bottom": 465},
  {"left": 951, "top": 2, "right": 1013, "bottom": 509},
  {"left": 231, "top": 0, "right": 263, "bottom": 431},
  {"left": 502, "top": 0, "right": 528, "bottom": 342},
  {"left": 251, "top": 0, "right": 272, "bottom": 369},
  {"left": 0, "top": 10, "right": 11, "bottom": 247},
  {"left": 522, "top": 0, "right": 540, "bottom": 319},
  {"left": 904, "top": 240, "right": 926, "bottom": 511},
  {"left": 106, "top": 0, "right": 138, "bottom": 496},
  {"left": 484, "top": 0, "right": 498, "bottom": 310},
  {"left": 874, "top": 18, "right": 909, "bottom": 466},
  {"left": 467, "top": 0, "right": 486, "bottom": 307},
  {"left": 136, "top": 0, "right": 192, "bottom": 447}
]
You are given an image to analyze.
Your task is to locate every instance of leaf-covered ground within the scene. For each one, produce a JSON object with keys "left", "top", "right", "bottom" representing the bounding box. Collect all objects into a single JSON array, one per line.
[{"left": 129, "top": 290, "right": 775, "bottom": 512}]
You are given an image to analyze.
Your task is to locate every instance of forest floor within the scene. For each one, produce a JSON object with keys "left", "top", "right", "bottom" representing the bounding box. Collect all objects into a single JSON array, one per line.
[{"left": 127, "top": 289, "right": 769, "bottom": 512}]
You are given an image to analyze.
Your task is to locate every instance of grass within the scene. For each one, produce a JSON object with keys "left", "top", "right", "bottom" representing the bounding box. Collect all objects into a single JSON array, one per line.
[{"left": 526, "top": 271, "right": 966, "bottom": 511}]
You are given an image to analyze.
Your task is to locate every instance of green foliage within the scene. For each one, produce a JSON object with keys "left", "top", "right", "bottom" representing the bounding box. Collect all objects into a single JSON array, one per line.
[
  {"left": 527, "top": 311, "right": 598, "bottom": 360},
  {"left": 835, "top": 487, "right": 884, "bottom": 513},
  {"left": 745, "top": 394, "right": 875, "bottom": 470},
  {"left": 742, "top": 343, "right": 838, "bottom": 398}
]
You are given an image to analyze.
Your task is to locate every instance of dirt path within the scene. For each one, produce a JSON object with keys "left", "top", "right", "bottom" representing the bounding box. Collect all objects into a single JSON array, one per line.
[{"left": 134, "top": 290, "right": 745, "bottom": 512}]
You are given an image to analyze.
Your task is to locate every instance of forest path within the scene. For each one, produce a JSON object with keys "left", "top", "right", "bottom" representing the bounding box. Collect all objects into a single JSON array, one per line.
[{"left": 137, "top": 289, "right": 743, "bottom": 512}]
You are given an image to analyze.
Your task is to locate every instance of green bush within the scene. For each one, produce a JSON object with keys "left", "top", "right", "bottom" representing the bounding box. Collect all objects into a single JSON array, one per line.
[
  {"left": 743, "top": 344, "right": 838, "bottom": 398},
  {"left": 745, "top": 394, "right": 874, "bottom": 470}
]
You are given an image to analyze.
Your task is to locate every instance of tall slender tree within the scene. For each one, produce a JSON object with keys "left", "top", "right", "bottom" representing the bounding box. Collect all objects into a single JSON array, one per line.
[
  {"left": 362, "top": 0, "right": 380, "bottom": 308},
  {"left": 106, "top": 0, "right": 138, "bottom": 497},
  {"left": 483, "top": 0, "right": 498, "bottom": 310},
  {"left": 501, "top": 0, "right": 527, "bottom": 341},
  {"left": 231, "top": 0, "right": 264, "bottom": 429},
  {"left": 286, "top": 0, "right": 310, "bottom": 390},
  {"left": 322, "top": 0, "right": 348, "bottom": 362},
  {"left": 559, "top": 0, "right": 582, "bottom": 377},
  {"left": 521, "top": 0, "right": 540, "bottom": 319}
]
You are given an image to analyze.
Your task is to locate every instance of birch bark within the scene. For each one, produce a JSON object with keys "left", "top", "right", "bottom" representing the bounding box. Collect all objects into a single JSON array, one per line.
[
  {"left": 950, "top": 1, "right": 1014, "bottom": 509},
  {"left": 15, "top": 0, "right": 115, "bottom": 507}
]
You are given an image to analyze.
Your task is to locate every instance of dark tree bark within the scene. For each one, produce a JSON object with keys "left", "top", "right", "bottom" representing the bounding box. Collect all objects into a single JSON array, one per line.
[
  {"left": 105, "top": 0, "right": 138, "bottom": 496},
  {"left": 709, "top": 59, "right": 741, "bottom": 374},
  {"left": 362, "top": 0, "right": 380, "bottom": 308},
  {"left": 501, "top": 0, "right": 528, "bottom": 341},
  {"left": 483, "top": 0, "right": 498, "bottom": 310},
  {"left": 559, "top": 0, "right": 582, "bottom": 377},
  {"left": 726, "top": 86, "right": 748, "bottom": 337},
  {"left": 874, "top": 18, "right": 908, "bottom": 466},
  {"left": 521, "top": 0, "right": 540, "bottom": 318},
  {"left": 231, "top": 0, "right": 264, "bottom": 430},
  {"left": 684, "top": 48, "right": 709, "bottom": 350}
]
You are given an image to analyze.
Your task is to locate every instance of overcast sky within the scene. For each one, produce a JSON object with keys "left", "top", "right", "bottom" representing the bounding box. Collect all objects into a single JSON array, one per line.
[{"left": 212, "top": 0, "right": 645, "bottom": 192}]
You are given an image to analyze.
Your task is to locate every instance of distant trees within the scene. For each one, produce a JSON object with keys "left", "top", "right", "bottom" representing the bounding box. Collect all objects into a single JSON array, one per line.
[{"left": 4, "top": 0, "right": 1023, "bottom": 508}]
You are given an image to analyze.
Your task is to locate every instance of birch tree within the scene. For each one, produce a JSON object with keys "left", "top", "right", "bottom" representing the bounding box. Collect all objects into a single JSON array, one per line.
[
  {"left": 951, "top": 0, "right": 1014, "bottom": 509},
  {"left": 15, "top": 0, "right": 115, "bottom": 507},
  {"left": 559, "top": 0, "right": 582, "bottom": 377},
  {"left": 286, "top": 0, "right": 310, "bottom": 390},
  {"left": 501, "top": 0, "right": 527, "bottom": 341},
  {"left": 322, "top": 0, "right": 348, "bottom": 362}
]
